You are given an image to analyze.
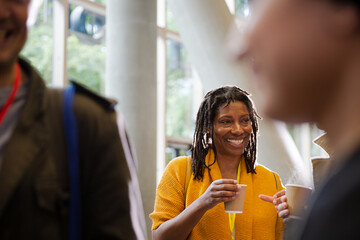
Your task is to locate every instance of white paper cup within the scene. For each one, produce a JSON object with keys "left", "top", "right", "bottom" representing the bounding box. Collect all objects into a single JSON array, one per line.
[
  {"left": 285, "top": 184, "right": 312, "bottom": 218},
  {"left": 224, "top": 184, "right": 247, "bottom": 213}
]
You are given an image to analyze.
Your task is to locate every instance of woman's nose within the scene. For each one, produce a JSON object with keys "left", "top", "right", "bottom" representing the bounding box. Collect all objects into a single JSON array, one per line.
[{"left": 231, "top": 122, "right": 244, "bottom": 135}]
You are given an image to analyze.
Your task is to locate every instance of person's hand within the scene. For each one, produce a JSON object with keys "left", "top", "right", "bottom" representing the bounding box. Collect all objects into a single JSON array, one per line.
[
  {"left": 198, "top": 179, "right": 240, "bottom": 211},
  {"left": 259, "top": 190, "right": 291, "bottom": 222}
]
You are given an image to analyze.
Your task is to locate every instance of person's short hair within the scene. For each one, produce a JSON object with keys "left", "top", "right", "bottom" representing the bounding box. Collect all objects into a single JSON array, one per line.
[
  {"left": 330, "top": 0, "right": 360, "bottom": 10},
  {"left": 190, "top": 86, "right": 261, "bottom": 180}
]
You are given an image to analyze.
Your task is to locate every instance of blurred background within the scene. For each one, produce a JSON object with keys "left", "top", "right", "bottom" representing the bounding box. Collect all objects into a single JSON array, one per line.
[{"left": 24, "top": 0, "right": 328, "bottom": 236}]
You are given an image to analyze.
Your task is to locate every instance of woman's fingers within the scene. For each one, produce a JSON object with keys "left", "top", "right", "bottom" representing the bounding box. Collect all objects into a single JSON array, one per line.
[
  {"left": 208, "top": 179, "right": 242, "bottom": 201},
  {"left": 273, "top": 195, "right": 287, "bottom": 205},
  {"left": 259, "top": 190, "right": 286, "bottom": 204},
  {"left": 211, "top": 179, "right": 240, "bottom": 192},
  {"left": 259, "top": 194, "right": 274, "bottom": 203},
  {"left": 276, "top": 202, "right": 288, "bottom": 211},
  {"left": 212, "top": 179, "right": 237, "bottom": 185},
  {"left": 273, "top": 189, "right": 286, "bottom": 198},
  {"left": 278, "top": 208, "right": 290, "bottom": 218},
  {"left": 258, "top": 190, "right": 290, "bottom": 220}
]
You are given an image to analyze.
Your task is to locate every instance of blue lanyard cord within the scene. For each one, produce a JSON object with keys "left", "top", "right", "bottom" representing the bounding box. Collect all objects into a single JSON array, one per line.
[{"left": 64, "top": 84, "right": 82, "bottom": 240}]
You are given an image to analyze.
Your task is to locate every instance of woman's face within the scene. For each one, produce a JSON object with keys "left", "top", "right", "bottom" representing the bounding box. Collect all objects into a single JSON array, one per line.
[{"left": 213, "top": 101, "right": 252, "bottom": 158}]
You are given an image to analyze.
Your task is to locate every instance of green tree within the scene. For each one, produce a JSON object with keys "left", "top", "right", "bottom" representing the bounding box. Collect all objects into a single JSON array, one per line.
[
  {"left": 67, "top": 33, "right": 105, "bottom": 93},
  {"left": 21, "top": 24, "right": 53, "bottom": 84}
]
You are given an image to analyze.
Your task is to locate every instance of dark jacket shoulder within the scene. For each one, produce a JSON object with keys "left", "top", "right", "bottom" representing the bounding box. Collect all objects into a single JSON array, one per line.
[{"left": 70, "top": 80, "right": 117, "bottom": 111}]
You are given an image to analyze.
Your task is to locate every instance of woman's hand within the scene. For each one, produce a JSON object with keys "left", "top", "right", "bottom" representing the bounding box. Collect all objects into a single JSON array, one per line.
[
  {"left": 153, "top": 179, "right": 240, "bottom": 240},
  {"left": 259, "top": 190, "right": 291, "bottom": 222},
  {"left": 198, "top": 179, "right": 240, "bottom": 211}
]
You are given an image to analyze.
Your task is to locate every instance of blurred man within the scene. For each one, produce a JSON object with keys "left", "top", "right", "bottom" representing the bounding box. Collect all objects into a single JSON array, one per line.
[
  {"left": 0, "top": 0, "right": 142, "bottom": 239},
  {"left": 229, "top": 0, "right": 360, "bottom": 239}
]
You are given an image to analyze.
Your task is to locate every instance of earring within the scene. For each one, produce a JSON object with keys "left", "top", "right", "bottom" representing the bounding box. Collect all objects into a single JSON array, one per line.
[{"left": 202, "top": 133, "right": 212, "bottom": 149}]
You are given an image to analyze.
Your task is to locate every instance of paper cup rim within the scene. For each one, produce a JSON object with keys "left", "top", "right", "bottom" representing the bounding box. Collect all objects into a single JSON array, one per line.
[
  {"left": 237, "top": 184, "right": 247, "bottom": 187},
  {"left": 285, "top": 184, "right": 312, "bottom": 190},
  {"left": 225, "top": 210, "right": 243, "bottom": 213}
]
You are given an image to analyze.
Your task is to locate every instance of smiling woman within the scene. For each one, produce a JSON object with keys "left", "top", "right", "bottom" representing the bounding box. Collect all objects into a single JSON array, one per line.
[
  {"left": 213, "top": 101, "right": 253, "bottom": 167},
  {"left": 150, "top": 86, "right": 285, "bottom": 240}
]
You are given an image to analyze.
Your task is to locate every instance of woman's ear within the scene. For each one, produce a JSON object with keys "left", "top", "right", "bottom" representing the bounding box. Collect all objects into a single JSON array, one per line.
[{"left": 202, "top": 131, "right": 213, "bottom": 149}]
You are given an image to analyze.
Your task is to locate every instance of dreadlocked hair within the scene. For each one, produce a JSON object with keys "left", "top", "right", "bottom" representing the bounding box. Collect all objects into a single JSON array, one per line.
[{"left": 190, "top": 86, "right": 261, "bottom": 180}]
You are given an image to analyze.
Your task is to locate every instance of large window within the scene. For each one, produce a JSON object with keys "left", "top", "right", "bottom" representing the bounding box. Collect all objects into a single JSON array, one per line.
[
  {"left": 22, "top": 0, "right": 106, "bottom": 93},
  {"left": 158, "top": 0, "right": 203, "bottom": 165},
  {"left": 68, "top": 3, "right": 106, "bottom": 93}
]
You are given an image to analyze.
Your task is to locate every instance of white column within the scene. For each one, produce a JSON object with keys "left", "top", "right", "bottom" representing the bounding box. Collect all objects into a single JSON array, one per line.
[
  {"left": 105, "top": 0, "right": 157, "bottom": 237},
  {"left": 167, "top": 0, "right": 312, "bottom": 187},
  {"left": 52, "top": 0, "right": 68, "bottom": 87}
]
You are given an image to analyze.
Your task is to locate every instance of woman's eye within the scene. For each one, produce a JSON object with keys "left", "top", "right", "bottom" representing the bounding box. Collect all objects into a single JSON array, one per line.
[
  {"left": 220, "top": 120, "right": 231, "bottom": 124},
  {"left": 240, "top": 118, "right": 251, "bottom": 126}
]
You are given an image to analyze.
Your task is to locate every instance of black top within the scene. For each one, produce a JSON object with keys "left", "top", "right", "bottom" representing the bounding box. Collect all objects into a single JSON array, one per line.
[{"left": 285, "top": 146, "right": 360, "bottom": 240}]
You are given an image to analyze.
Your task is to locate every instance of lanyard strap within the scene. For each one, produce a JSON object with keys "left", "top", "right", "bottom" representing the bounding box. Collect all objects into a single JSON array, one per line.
[
  {"left": 0, "top": 63, "right": 21, "bottom": 126},
  {"left": 229, "top": 159, "right": 241, "bottom": 240},
  {"left": 64, "top": 84, "right": 82, "bottom": 240}
]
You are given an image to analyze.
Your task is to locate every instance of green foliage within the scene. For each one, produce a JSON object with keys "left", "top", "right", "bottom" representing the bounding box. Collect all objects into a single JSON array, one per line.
[
  {"left": 166, "top": 40, "right": 195, "bottom": 138},
  {"left": 166, "top": 5, "right": 178, "bottom": 32},
  {"left": 94, "top": 0, "right": 106, "bottom": 5},
  {"left": 166, "top": 70, "right": 193, "bottom": 138},
  {"left": 67, "top": 33, "right": 105, "bottom": 93},
  {"left": 21, "top": 24, "right": 53, "bottom": 84}
]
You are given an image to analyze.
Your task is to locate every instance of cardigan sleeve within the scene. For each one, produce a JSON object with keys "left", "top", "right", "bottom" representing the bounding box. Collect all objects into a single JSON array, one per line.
[{"left": 149, "top": 156, "right": 188, "bottom": 230}]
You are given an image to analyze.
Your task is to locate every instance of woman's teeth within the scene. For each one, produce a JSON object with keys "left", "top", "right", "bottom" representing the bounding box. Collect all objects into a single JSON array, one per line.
[{"left": 227, "top": 139, "right": 244, "bottom": 145}]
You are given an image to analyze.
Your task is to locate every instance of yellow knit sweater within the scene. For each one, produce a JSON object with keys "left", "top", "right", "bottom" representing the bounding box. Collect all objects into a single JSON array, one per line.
[{"left": 150, "top": 151, "right": 284, "bottom": 240}]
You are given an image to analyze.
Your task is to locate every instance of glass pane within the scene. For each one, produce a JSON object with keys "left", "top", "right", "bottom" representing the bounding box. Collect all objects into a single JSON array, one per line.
[
  {"left": 166, "top": 1, "right": 178, "bottom": 32},
  {"left": 68, "top": 4, "right": 106, "bottom": 94},
  {"left": 235, "top": 0, "right": 251, "bottom": 18},
  {"left": 166, "top": 39, "right": 195, "bottom": 139},
  {"left": 21, "top": 0, "right": 54, "bottom": 85},
  {"left": 166, "top": 146, "right": 191, "bottom": 164}
]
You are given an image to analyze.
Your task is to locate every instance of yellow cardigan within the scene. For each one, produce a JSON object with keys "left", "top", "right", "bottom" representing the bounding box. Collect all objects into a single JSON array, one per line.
[{"left": 150, "top": 151, "right": 284, "bottom": 240}]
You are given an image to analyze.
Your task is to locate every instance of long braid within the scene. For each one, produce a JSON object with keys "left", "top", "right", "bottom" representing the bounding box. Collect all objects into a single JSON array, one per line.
[{"left": 191, "top": 86, "right": 261, "bottom": 180}]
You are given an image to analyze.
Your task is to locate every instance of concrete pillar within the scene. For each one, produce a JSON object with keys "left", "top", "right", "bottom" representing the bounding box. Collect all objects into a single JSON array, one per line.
[
  {"left": 105, "top": 0, "right": 157, "bottom": 237},
  {"left": 167, "top": 0, "right": 312, "bottom": 187}
]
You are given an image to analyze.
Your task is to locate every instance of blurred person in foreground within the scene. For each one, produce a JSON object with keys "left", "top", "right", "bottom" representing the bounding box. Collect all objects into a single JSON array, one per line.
[
  {"left": 150, "top": 86, "right": 284, "bottom": 240},
  {"left": 0, "top": 0, "right": 145, "bottom": 239},
  {"left": 228, "top": 0, "right": 360, "bottom": 238}
]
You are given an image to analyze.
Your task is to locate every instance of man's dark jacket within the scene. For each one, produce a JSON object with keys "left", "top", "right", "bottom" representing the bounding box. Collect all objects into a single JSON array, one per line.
[
  {"left": 0, "top": 58, "right": 136, "bottom": 239},
  {"left": 285, "top": 147, "right": 360, "bottom": 240}
]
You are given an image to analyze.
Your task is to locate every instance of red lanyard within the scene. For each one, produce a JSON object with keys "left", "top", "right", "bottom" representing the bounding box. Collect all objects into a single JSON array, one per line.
[{"left": 0, "top": 62, "right": 21, "bottom": 126}]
